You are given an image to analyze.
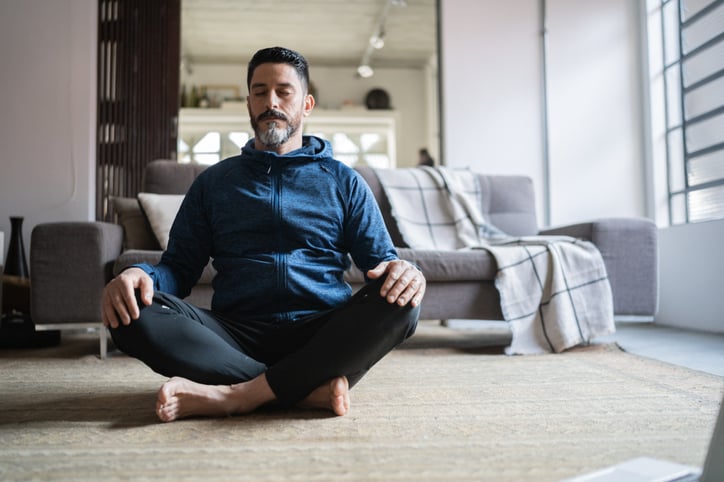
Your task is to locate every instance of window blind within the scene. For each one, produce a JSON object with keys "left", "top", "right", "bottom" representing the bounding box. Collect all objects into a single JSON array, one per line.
[{"left": 661, "top": 0, "right": 724, "bottom": 223}]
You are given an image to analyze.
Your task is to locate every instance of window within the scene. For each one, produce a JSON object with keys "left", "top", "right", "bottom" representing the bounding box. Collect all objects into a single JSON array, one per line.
[
  {"left": 179, "top": 131, "right": 250, "bottom": 164},
  {"left": 177, "top": 108, "right": 398, "bottom": 168},
  {"left": 657, "top": 0, "right": 724, "bottom": 224}
]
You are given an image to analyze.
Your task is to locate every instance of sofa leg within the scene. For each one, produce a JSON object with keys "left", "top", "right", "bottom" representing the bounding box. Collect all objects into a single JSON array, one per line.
[
  {"left": 35, "top": 323, "right": 107, "bottom": 359},
  {"left": 100, "top": 327, "right": 108, "bottom": 359}
]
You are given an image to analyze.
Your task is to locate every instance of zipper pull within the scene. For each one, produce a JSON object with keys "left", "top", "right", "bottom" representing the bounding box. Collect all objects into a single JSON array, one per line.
[{"left": 267, "top": 164, "right": 271, "bottom": 174}]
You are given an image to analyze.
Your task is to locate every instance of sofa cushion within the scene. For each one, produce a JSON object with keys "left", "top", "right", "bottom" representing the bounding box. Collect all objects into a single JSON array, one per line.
[
  {"left": 344, "top": 248, "right": 498, "bottom": 283},
  {"left": 137, "top": 193, "right": 185, "bottom": 250},
  {"left": 111, "top": 196, "right": 160, "bottom": 250},
  {"left": 479, "top": 175, "right": 538, "bottom": 237}
]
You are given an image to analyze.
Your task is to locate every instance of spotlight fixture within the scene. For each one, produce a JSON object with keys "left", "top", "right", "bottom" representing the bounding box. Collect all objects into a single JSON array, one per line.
[
  {"left": 357, "top": 65, "right": 374, "bottom": 78},
  {"left": 370, "top": 29, "right": 385, "bottom": 49}
]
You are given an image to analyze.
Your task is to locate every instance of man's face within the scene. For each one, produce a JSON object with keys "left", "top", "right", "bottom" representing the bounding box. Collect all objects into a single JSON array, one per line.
[{"left": 247, "top": 63, "right": 314, "bottom": 153}]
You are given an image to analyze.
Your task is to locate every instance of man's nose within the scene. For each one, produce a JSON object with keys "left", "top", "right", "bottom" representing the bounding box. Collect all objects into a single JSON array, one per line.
[{"left": 265, "top": 92, "right": 280, "bottom": 110}]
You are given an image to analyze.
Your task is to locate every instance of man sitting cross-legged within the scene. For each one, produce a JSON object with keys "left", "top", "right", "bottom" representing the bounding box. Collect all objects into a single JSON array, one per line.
[{"left": 101, "top": 46, "right": 425, "bottom": 422}]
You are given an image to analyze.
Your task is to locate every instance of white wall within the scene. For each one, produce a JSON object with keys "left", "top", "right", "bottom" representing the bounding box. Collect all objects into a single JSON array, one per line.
[
  {"left": 440, "top": 0, "right": 546, "bottom": 223},
  {"left": 0, "top": 0, "right": 97, "bottom": 262},
  {"left": 440, "top": 0, "right": 645, "bottom": 227},
  {"left": 656, "top": 220, "right": 724, "bottom": 333},
  {"left": 181, "top": 62, "right": 433, "bottom": 167},
  {"left": 546, "top": 0, "right": 646, "bottom": 225}
]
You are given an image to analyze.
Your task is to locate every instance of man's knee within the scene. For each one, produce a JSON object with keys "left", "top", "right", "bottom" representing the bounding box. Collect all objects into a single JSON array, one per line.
[
  {"left": 366, "top": 296, "right": 419, "bottom": 343},
  {"left": 108, "top": 313, "right": 150, "bottom": 357},
  {"left": 394, "top": 303, "right": 419, "bottom": 341},
  {"left": 108, "top": 297, "right": 164, "bottom": 356}
]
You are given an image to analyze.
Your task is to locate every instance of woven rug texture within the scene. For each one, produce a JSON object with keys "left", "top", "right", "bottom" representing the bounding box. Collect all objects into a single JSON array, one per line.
[{"left": 0, "top": 323, "right": 722, "bottom": 482}]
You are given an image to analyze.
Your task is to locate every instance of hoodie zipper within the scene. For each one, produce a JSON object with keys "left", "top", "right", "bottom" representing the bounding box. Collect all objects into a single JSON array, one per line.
[{"left": 269, "top": 162, "right": 289, "bottom": 319}]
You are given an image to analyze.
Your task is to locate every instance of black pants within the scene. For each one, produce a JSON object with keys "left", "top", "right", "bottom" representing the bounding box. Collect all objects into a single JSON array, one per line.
[{"left": 109, "top": 278, "right": 419, "bottom": 407}]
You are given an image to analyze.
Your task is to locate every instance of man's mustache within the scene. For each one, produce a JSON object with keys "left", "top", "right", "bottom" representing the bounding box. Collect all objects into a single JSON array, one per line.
[{"left": 257, "top": 110, "right": 288, "bottom": 123}]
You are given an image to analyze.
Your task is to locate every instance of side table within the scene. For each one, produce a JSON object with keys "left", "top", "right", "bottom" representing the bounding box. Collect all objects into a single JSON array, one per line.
[{"left": 1, "top": 274, "right": 60, "bottom": 349}]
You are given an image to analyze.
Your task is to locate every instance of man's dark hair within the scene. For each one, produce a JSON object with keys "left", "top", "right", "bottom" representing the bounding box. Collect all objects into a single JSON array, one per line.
[{"left": 247, "top": 46, "right": 310, "bottom": 93}]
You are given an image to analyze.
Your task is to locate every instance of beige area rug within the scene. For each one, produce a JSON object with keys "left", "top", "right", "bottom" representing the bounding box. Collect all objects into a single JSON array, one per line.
[{"left": 1, "top": 322, "right": 722, "bottom": 482}]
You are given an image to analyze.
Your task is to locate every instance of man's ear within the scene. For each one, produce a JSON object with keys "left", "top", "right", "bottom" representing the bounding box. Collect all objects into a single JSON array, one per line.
[{"left": 304, "top": 93, "right": 315, "bottom": 116}]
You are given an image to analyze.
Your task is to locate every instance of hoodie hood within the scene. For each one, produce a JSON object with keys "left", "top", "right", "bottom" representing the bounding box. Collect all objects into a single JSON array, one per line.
[{"left": 241, "top": 135, "right": 333, "bottom": 162}]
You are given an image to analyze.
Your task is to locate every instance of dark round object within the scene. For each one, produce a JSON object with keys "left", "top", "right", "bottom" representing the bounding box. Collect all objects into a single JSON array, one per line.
[{"left": 365, "top": 88, "right": 391, "bottom": 110}]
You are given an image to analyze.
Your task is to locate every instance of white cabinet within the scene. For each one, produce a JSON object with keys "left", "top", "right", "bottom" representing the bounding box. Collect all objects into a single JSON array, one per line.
[{"left": 178, "top": 107, "right": 399, "bottom": 168}]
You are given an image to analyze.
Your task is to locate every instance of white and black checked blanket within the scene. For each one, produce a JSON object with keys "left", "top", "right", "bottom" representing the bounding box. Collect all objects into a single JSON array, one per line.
[{"left": 373, "top": 167, "right": 615, "bottom": 354}]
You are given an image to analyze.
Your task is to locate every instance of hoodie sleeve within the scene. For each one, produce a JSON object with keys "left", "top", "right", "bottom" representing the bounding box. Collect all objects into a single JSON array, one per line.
[
  {"left": 133, "top": 175, "right": 213, "bottom": 297},
  {"left": 344, "top": 170, "right": 398, "bottom": 276}
]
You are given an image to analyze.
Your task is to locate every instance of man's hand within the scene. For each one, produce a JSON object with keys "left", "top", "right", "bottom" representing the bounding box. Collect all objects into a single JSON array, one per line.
[
  {"left": 101, "top": 267, "right": 154, "bottom": 329},
  {"left": 367, "top": 260, "right": 426, "bottom": 307}
]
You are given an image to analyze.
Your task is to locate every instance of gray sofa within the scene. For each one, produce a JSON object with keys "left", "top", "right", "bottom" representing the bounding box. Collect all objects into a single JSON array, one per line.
[{"left": 30, "top": 160, "right": 658, "bottom": 355}]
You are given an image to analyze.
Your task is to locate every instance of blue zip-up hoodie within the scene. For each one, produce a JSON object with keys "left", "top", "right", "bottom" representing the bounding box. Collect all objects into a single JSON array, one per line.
[{"left": 136, "top": 136, "right": 398, "bottom": 322}]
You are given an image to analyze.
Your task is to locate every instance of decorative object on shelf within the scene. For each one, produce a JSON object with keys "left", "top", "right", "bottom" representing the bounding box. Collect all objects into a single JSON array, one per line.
[
  {"left": 3, "top": 216, "right": 30, "bottom": 316},
  {"left": 0, "top": 231, "right": 3, "bottom": 315},
  {"left": 365, "top": 88, "right": 391, "bottom": 110},
  {"left": 1, "top": 216, "right": 60, "bottom": 349},
  {"left": 198, "top": 87, "right": 210, "bottom": 108},
  {"left": 188, "top": 85, "right": 199, "bottom": 108},
  {"left": 4, "top": 216, "right": 29, "bottom": 280},
  {"left": 418, "top": 148, "right": 435, "bottom": 167},
  {"left": 180, "top": 84, "right": 187, "bottom": 108},
  {"left": 200, "top": 84, "right": 242, "bottom": 108}
]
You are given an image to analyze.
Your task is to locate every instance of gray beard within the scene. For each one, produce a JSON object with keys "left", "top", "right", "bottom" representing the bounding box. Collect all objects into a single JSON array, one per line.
[{"left": 256, "top": 120, "right": 296, "bottom": 149}]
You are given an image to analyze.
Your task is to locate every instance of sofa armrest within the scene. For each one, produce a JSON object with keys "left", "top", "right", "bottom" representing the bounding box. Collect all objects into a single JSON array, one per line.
[
  {"left": 30, "top": 222, "right": 123, "bottom": 325},
  {"left": 540, "top": 217, "right": 658, "bottom": 317},
  {"left": 114, "top": 249, "right": 163, "bottom": 276}
]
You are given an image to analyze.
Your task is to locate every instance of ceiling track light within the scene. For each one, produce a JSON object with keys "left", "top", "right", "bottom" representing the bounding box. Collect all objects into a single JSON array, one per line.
[{"left": 356, "top": 0, "right": 406, "bottom": 78}]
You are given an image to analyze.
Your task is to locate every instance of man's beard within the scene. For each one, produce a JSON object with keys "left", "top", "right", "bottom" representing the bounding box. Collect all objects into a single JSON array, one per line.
[{"left": 252, "top": 109, "right": 300, "bottom": 149}]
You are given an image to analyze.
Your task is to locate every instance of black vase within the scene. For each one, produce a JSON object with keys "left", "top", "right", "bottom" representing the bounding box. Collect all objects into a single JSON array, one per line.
[{"left": 4, "top": 216, "right": 29, "bottom": 279}]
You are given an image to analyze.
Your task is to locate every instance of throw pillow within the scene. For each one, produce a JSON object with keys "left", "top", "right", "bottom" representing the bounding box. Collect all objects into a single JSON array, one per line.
[
  {"left": 137, "top": 193, "right": 185, "bottom": 250},
  {"left": 111, "top": 196, "right": 161, "bottom": 250}
]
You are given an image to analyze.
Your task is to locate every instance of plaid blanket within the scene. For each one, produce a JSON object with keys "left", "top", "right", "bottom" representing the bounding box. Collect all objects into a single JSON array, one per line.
[{"left": 373, "top": 167, "right": 615, "bottom": 354}]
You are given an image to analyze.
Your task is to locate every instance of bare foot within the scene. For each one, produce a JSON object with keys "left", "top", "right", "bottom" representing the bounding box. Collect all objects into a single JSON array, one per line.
[
  {"left": 156, "top": 375, "right": 275, "bottom": 422},
  {"left": 299, "top": 376, "right": 350, "bottom": 416}
]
